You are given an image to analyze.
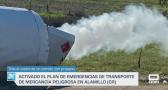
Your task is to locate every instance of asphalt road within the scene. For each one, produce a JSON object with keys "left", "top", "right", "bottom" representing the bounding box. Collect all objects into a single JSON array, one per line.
[
  {"left": 1, "top": 85, "right": 168, "bottom": 90},
  {"left": 59, "top": 86, "right": 168, "bottom": 90}
]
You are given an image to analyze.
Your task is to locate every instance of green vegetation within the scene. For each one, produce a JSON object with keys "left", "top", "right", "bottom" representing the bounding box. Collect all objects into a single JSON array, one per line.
[
  {"left": 39, "top": 12, "right": 65, "bottom": 18},
  {"left": 0, "top": 0, "right": 163, "bottom": 17},
  {"left": 62, "top": 44, "right": 168, "bottom": 75},
  {"left": 36, "top": 0, "right": 168, "bottom": 75},
  {"left": 0, "top": 0, "right": 168, "bottom": 75}
]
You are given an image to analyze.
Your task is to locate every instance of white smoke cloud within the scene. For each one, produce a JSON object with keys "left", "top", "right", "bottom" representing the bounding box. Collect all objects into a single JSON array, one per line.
[{"left": 58, "top": 5, "right": 168, "bottom": 59}]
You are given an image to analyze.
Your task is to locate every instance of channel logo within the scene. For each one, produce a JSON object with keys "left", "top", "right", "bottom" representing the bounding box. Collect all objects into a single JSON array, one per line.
[{"left": 148, "top": 74, "right": 159, "bottom": 84}]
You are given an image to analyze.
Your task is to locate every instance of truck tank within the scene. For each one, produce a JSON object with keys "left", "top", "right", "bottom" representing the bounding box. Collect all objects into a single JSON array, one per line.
[{"left": 0, "top": 6, "right": 74, "bottom": 71}]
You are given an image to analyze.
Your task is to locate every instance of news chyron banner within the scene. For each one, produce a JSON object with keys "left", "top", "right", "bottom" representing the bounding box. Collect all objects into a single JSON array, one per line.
[{"left": 7, "top": 66, "right": 139, "bottom": 86}]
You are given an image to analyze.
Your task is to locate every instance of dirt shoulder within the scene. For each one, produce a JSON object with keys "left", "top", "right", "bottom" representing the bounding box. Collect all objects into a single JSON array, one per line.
[{"left": 59, "top": 85, "right": 168, "bottom": 90}]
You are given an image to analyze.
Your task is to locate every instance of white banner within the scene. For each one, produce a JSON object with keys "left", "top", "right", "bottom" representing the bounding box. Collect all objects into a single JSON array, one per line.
[{"left": 8, "top": 72, "right": 139, "bottom": 86}]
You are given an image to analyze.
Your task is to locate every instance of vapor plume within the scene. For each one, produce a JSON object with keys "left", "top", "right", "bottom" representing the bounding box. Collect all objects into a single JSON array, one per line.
[{"left": 58, "top": 5, "right": 168, "bottom": 59}]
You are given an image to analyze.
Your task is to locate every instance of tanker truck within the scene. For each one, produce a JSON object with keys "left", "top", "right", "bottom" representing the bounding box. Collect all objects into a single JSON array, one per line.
[
  {"left": 0, "top": 6, "right": 75, "bottom": 88},
  {"left": 0, "top": 6, "right": 75, "bottom": 71}
]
